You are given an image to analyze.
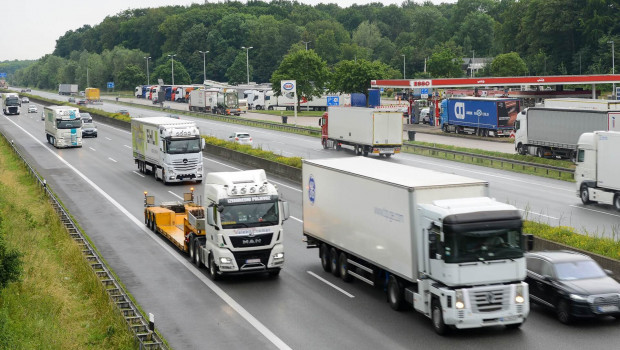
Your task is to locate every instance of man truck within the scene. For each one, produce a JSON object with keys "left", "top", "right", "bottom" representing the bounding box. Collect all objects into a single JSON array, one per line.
[
  {"left": 144, "top": 169, "right": 289, "bottom": 279},
  {"left": 131, "top": 117, "right": 205, "bottom": 184},
  {"left": 515, "top": 107, "right": 619, "bottom": 159},
  {"left": 440, "top": 97, "right": 521, "bottom": 137},
  {"left": 2, "top": 93, "right": 21, "bottom": 115},
  {"left": 302, "top": 157, "right": 529, "bottom": 334},
  {"left": 44, "top": 106, "right": 83, "bottom": 148},
  {"left": 319, "top": 106, "right": 403, "bottom": 157},
  {"left": 575, "top": 131, "right": 620, "bottom": 210}
]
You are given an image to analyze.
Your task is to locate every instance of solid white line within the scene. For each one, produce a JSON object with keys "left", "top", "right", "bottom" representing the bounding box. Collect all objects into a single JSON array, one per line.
[
  {"left": 569, "top": 205, "right": 620, "bottom": 218},
  {"left": 105, "top": 137, "right": 112, "bottom": 141},
  {"left": 517, "top": 209, "right": 559, "bottom": 220},
  {"left": 89, "top": 147, "right": 96, "bottom": 151},
  {"left": 168, "top": 191, "right": 183, "bottom": 200},
  {"left": 132, "top": 171, "right": 145, "bottom": 178},
  {"left": 307, "top": 271, "right": 354, "bottom": 298},
  {"left": 289, "top": 216, "right": 303, "bottom": 223},
  {"left": 108, "top": 157, "right": 117, "bottom": 163},
  {"left": 2, "top": 115, "right": 292, "bottom": 350}
]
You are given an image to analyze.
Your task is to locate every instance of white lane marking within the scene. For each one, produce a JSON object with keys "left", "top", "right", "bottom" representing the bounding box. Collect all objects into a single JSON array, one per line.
[
  {"left": 290, "top": 216, "right": 303, "bottom": 223},
  {"left": 108, "top": 157, "right": 117, "bottom": 163},
  {"left": 2, "top": 116, "right": 292, "bottom": 350},
  {"left": 307, "top": 271, "right": 354, "bottom": 298},
  {"left": 570, "top": 205, "right": 620, "bottom": 218},
  {"left": 124, "top": 145, "right": 131, "bottom": 149},
  {"left": 89, "top": 147, "right": 96, "bottom": 151},
  {"left": 168, "top": 191, "right": 183, "bottom": 200},
  {"left": 517, "top": 209, "right": 559, "bottom": 220},
  {"left": 132, "top": 171, "right": 145, "bottom": 178},
  {"left": 105, "top": 137, "right": 112, "bottom": 141}
]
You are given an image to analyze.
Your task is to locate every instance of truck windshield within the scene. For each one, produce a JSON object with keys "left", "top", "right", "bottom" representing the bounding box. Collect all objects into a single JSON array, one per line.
[
  {"left": 6, "top": 98, "right": 20, "bottom": 106},
  {"left": 56, "top": 120, "right": 82, "bottom": 129},
  {"left": 165, "top": 137, "right": 201, "bottom": 154},
  {"left": 221, "top": 201, "right": 279, "bottom": 229},
  {"left": 444, "top": 228, "right": 523, "bottom": 263}
]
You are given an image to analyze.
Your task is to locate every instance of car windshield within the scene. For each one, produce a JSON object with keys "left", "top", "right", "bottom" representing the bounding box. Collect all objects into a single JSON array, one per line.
[
  {"left": 237, "top": 133, "right": 250, "bottom": 138},
  {"left": 165, "top": 137, "right": 201, "bottom": 154},
  {"left": 554, "top": 260, "right": 606, "bottom": 280},
  {"left": 221, "top": 201, "right": 279, "bottom": 229},
  {"left": 444, "top": 228, "right": 523, "bottom": 263},
  {"left": 56, "top": 120, "right": 82, "bottom": 129}
]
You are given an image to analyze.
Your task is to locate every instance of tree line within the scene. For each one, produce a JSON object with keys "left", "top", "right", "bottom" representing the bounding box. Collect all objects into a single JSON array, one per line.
[{"left": 8, "top": 0, "right": 620, "bottom": 93}]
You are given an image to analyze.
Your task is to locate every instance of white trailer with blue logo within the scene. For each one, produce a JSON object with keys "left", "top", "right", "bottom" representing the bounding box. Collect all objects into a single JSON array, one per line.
[
  {"left": 302, "top": 157, "right": 529, "bottom": 334},
  {"left": 44, "top": 106, "right": 82, "bottom": 148}
]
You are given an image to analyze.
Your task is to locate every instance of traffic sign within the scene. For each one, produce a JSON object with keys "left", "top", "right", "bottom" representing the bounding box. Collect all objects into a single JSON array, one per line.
[
  {"left": 326, "top": 96, "right": 339, "bottom": 106},
  {"left": 616, "top": 87, "right": 620, "bottom": 100},
  {"left": 421, "top": 88, "right": 429, "bottom": 99},
  {"left": 0, "top": 73, "right": 6, "bottom": 78},
  {"left": 107, "top": 82, "right": 115, "bottom": 89}
]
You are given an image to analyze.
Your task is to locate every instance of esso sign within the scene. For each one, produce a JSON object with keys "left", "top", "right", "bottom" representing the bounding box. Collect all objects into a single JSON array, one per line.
[
  {"left": 410, "top": 80, "right": 432, "bottom": 87},
  {"left": 281, "top": 80, "right": 296, "bottom": 94},
  {"left": 283, "top": 83, "right": 294, "bottom": 90}
]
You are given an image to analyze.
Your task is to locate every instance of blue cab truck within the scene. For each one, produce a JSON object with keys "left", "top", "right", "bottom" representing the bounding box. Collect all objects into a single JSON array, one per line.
[{"left": 440, "top": 97, "right": 521, "bottom": 137}]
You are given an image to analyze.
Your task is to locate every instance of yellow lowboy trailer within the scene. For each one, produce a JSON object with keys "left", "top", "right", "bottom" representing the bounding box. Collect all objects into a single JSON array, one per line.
[{"left": 143, "top": 190, "right": 205, "bottom": 253}]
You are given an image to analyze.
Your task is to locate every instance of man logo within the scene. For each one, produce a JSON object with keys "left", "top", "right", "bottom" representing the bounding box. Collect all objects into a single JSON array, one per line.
[{"left": 454, "top": 102, "right": 465, "bottom": 119}]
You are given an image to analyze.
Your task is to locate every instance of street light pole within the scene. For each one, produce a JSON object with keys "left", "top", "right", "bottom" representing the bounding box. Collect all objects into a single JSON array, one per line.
[
  {"left": 608, "top": 41, "right": 615, "bottom": 99},
  {"left": 198, "top": 50, "right": 209, "bottom": 83},
  {"left": 401, "top": 54, "right": 406, "bottom": 79},
  {"left": 471, "top": 50, "right": 475, "bottom": 78},
  {"left": 302, "top": 41, "right": 311, "bottom": 51},
  {"left": 241, "top": 46, "right": 253, "bottom": 84},
  {"left": 144, "top": 56, "right": 151, "bottom": 85},
  {"left": 167, "top": 54, "right": 177, "bottom": 85}
]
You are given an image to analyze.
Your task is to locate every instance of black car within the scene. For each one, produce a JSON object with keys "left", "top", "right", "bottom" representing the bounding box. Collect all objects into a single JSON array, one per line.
[{"left": 526, "top": 250, "right": 620, "bottom": 323}]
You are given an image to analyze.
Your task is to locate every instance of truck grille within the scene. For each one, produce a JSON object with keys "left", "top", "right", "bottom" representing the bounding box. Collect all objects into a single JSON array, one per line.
[
  {"left": 172, "top": 158, "right": 199, "bottom": 171},
  {"left": 469, "top": 286, "right": 510, "bottom": 313},
  {"left": 232, "top": 249, "right": 271, "bottom": 270},
  {"left": 229, "top": 233, "right": 273, "bottom": 248}
]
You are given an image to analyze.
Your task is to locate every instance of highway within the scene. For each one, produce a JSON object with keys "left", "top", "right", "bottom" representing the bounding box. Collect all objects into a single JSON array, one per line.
[{"left": 1, "top": 98, "right": 619, "bottom": 349}]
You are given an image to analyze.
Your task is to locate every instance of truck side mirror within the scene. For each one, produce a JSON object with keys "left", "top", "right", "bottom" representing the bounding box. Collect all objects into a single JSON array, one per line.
[
  {"left": 281, "top": 201, "right": 290, "bottom": 221},
  {"left": 207, "top": 207, "right": 216, "bottom": 227},
  {"left": 318, "top": 118, "right": 323, "bottom": 126},
  {"left": 523, "top": 234, "right": 534, "bottom": 251},
  {"left": 201, "top": 138, "right": 205, "bottom": 150}
]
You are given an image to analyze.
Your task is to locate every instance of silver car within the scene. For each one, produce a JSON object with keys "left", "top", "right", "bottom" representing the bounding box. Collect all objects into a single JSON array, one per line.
[
  {"left": 28, "top": 105, "right": 38, "bottom": 113},
  {"left": 229, "top": 132, "right": 253, "bottom": 146}
]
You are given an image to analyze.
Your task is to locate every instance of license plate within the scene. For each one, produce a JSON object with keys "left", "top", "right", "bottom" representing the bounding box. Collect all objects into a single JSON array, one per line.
[
  {"left": 598, "top": 305, "right": 619, "bottom": 313},
  {"left": 499, "top": 316, "right": 518, "bottom": 322},
  {"left": 380, "top": 148, "right": 394, "bottom": 154},
  {"left": 246, "top": 258, "right": 261, "bottom": 264}
]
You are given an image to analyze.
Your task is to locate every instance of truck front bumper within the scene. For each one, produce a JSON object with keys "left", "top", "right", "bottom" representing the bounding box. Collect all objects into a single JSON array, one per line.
[{"left": 215, "top": 244, "right": 284, "bottom": 274}]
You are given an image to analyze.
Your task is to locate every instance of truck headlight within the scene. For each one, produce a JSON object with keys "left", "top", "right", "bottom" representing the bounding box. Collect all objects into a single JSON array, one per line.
[
  {"left": 273, "top": 252, "right": 284, "bottom": 260},
  {"left": 219, "top": 257, "right": 233, "bottom": 265},
  {"left": 515, "top": 285, "right": 525, "bottom": 304},
  {"left": 455, "top": 289, "right": 465, "bottom": 309}
]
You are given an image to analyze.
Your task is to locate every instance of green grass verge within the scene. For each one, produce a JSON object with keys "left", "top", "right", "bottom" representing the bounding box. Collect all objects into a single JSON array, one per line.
[
  {"left": 0, "top": 137, "right": 136, "bottom": 349},
  {"left": 204, "top": 136, "right": 302, "bottom": 168}
]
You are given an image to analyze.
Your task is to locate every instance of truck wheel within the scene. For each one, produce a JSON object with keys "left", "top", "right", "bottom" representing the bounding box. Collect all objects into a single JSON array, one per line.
[
  {"left": 162, "top": 170, "right": 168, "bottom": 185},
  {"left": 189, "top": 235, "right": 195, "bottom": 260},
  {"left": 322, "top": 139, "right": 328, "bottom": 149},
  {"left": 193, "top": 240, "right": 202, "bottom": 267},
  {"left": 580, "top": 185, "right": 592, "bottom": 205},
  {"left": 517, "top": 144, "right": 525, "bottom": 155},
  {"left": 387, "top": 275, "right": 405, "bottom": 311},
  {"left": 330, "top": 247, "right": 340, "bottom": 277},
  {"left": 208, "top": 254, "right": 220, "bottom": 281},
  {"left": 335, "top": 143, "right": 341, "bottom": 151},
  {"left": 320, "top": 243, "right": 331, "bottom": 273},
  {"left": 363, "top": 150, "right": 368, "bottom": 157},
  {"left": 536, "top": 148, "right": 544, "bottom": 158},
  {"left": 144, "top": 212, "right": 149, "bottom": 227},
  {"left": 614, "top": 194, "right": 620, "bottom": 211},
  {"left": 150, "top": 214, "right": 155, "bottom": 231},
  {"left": 338, "top": 252, "right": 353, "bottom": 282},
  {"left": 431, "top": 299, "right": 448, "bottom": 335}
]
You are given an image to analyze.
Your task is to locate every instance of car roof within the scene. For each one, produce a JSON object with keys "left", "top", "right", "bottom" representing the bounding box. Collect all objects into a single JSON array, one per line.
[{"left": 526, "top": 250, "right": 592, "bottom": 263}]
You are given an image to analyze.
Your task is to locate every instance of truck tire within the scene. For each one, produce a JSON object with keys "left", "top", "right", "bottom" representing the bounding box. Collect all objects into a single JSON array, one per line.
[
  {"left": 614, "top": 194, "right": 620, "bottom": 211},
  {"left": 193, "top": 240, "right": 202, "bottom": 267},
  {"left": 431, "top": 298, "right": 448, "bottom": 335},
  {"left": 363, "top": 150, "right": 368, "bottom": 157},
  {"left": 189, "top": 235, "right": 195, "bottom": 260},
  {"left": 320, "top": 243, "right": 331, "bottom": 273},
  {"left": 580, "top": 185, "right": 592, "bottom": 205},
  {"left": 336, "top": 143, "right": 341, "bottom": 151},
  {"left": 338, "top": 252, "right": 353, "bottom": 282},
  {"left": 355, "top": 145, "right": 361, "bottom": 155},
  {"left": 387, "top": 275, "right": 405, "bottom": 311},
  {"left": 536, "top": 148, "right": 544, "bottom": 158},
  {"left": 330, "top": 247, "right": 340, "bottom": 277},
  {"left": 208, "top": 254, "right": 220, "bottom": 281},
  {"left": 516, "top": 143, "right": 525, "bottom": 155},
  {"left": 322, "top": 139, "right": 328, "bottom": 149}
]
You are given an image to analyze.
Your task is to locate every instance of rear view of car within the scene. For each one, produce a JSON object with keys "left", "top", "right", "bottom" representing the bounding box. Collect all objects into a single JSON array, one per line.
[
  {"left": 229, "top": 132, "right": 253, "bottom": 146},
  {"left": 28, "top": 105, "right": 38, "bottom": 113}
]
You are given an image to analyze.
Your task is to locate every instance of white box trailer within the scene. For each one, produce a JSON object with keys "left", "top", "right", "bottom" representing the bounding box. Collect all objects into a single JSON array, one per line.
[
  {"left": 43, "top": 105, "right": 82, "bottom": 148},
  {"left": 575, "top": 131, "right": 620, "bottom": 210},
  {"left": 131, "top": 117, "right": 204, "bottom": 184},
  {"left": 544, "top": 98, "right": 620, "bottom": 111},
  {"left": 58, "top": 84, "right": 78, "bottom": 95},
  {"left": 320, "top": 106, "right": 403, "bottom": 156},
  {"left": 302, "top": 157, "right": 529, "bottom": 334}
]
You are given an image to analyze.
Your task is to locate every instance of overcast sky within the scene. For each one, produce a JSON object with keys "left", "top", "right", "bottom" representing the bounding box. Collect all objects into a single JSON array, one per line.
[{"left": 1, "top": 0, "right": 455, "bottom": 61}]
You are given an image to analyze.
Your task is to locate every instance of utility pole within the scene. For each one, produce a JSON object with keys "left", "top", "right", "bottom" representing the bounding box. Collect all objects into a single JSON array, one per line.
[
  {"left": 241, "top": 46, "right": 253, "bottom": 84},
  {"left": 198, "top": 50, "right": 209, "bottom": 83},
  {"left": 167, "top": 54, "right": 177, "bottom": 85},
  {"left": 608, "top": 40, "right": 615, "bottom": 99},
  {"left": 471, "top": 50, "right": 475, "bottom": 78},
  {"left": 144, "top": 56, "right": 151, "bottom": 85},
  {"left": 401, "top": 54, "right": 406, "bottom": 79},
  {"left": 302, "top": 41, "right": 311, "bottom": 51}
]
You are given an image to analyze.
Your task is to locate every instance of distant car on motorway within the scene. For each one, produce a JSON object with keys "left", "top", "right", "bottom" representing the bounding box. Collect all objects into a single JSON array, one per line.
[
  {"left": 116, "top": 109, "right": 130, "bottom": 117},
  {"left": 80, "top": 112, "right": 97, "bottom": 138},
  {"left": 22, "top": 97, "right": 29, "bottom": 103},
  {"left": 28, "top": 105, "right": 38, "bottom": 113},
  {"left": 76, "top": 99, "right": 86, "bottom": 106},
  {"left": 165, "top": 114, "right": 180, "bottom": 119},
  {"left": 526, "top": 250, "right": 620, "bottom": 324},
  {"left": 229, "top": 132, "right": 253, "bottom": 146},
  {"left": 68, "top": 97, "right": 76, "bottom": 103}
]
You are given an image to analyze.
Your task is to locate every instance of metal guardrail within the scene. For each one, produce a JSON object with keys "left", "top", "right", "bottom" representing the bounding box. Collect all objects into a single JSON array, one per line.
[{"left": 0, "top": 131, "right": 166, "bottom": 350}]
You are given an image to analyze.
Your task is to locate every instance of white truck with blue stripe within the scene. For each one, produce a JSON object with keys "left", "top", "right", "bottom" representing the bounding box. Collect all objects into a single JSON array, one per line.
[{"left": 44, "top": 106, "right": 83, "bottom": 148}]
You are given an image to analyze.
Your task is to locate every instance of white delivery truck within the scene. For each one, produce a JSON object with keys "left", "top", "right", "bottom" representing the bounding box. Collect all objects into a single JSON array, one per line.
[
  {"left": 303, "top": 157, "right": 529, "bottom": 334},
  {"left": 319, "top": 106, "right": 403, "bottom": 157},
  {"left": 131, "top": 117, "right": 204, "bottom": 184},
  {"left": 544, "top": 98, "right": 620, "bottom": 111},
  {"left": 58, "top": 84, "right": 78, "bottom": 95},
  {"left": 44, "top": 106, "right": 82, "bottom": 148},
  {"left": 195, "top": 169, "right": 289, "bottom": 279},
  {"left": 514, "top": 107, "right": 620, "bottom": 159},
  {"left": 575, "top": 131, "right": 620, "bottom": 210}
]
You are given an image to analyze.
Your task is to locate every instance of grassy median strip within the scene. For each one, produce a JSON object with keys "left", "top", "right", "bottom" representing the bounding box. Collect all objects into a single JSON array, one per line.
[{"left": 0, "top": 136, "right": 135, "bottom": 349}]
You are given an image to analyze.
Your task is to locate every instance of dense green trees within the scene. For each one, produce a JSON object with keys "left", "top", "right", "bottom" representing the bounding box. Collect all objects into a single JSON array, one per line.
[
  {"left": 491, "top": 52, "right": 528, "bottom": 77},
  {"left": 270, "top": 49, "right": 330, "bottom": 101},
  {"left": 8, "top": 0, "right": 620, "bottom": 91}
]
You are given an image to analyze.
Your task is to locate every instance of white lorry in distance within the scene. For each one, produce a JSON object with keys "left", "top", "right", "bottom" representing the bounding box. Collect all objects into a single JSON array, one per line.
[
  {"left": 303, "top": 157, "right": 529, "bottom": 334},
  {"left": 195, "top": 169, "right": 289, "bottom": 279},
  {"left": 2, "top": 93, "right": 21, "bottom": 115},
  {"left": 131, "top": 117, "right": 205, "bottom": 184},
  {"left": 544, "top": 98, "right": 620, "bottom": 111},
  {"left": 43, "top": 105, "right": 83, "bottom": 148},
  {"left": 575, "top": 131, "right": 620, "bottom": 210},
  {"left": 58, "top": 84, "right": 78, "bottom": 95}
]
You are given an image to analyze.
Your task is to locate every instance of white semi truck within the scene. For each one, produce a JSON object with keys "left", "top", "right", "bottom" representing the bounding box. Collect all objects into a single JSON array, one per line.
[
  {"left": 131, "top": 117, "right": 204, "bottom": 184},
  {"left": 195, "top": 169, "right": 289, "bottom": 279},
  {"left": 58, "top": 84, "right": 78, "bottom": 95},
  {"left": 514, "top": 107, "right": 619, "bottom": 159},
  {"left": 2, "top": 93, "right": 21, "bottom": 115},
  {"left": 302, "top": 157, "right": 529, "bottom": 334},
  {"left": 43, "top": 106, "right": 82, "bottom": 148},
  {"left": 544, "top": 98, "right": 620, "bottom": 111},
  {"left": 319, "top": 106, "right": 403, "bottom": 157},
  {"left": 575, "top": 131, "right": 620, "bottom": 210}
]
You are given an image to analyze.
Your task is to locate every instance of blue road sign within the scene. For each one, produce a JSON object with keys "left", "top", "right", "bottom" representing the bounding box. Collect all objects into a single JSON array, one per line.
[
  {"left": 107, "top": 82, "right": 115, "bottom": 89},
  {"left": 420, "top": 88, "right": 429, "bottom": 95},
  {"left": 326, "top": 96, "right": 340, "bottom": 106},
  {"left": 0, "top": 73, "right": 7, "bottom": 78}
]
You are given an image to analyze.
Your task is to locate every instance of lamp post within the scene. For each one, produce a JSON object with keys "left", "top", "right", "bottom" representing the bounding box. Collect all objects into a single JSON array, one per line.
[
  {"left": 471, "top": 50, "right": 475, "bottom": 78},
  {"left": 302, "top": 41, "right": 311, "bottom": 51},
  {"left": 401, "top": 54, "right": 406, "bottom": 79},
  {"left": 167, "top": 54, "right": 177, "bottom": 85},
  {"left": 608, "top": 40, "right": 615, "bottom": 99},
  {"left": 143, "top": 56, "right": 151, "bottom": 85},
  {"left": 241, "top": 46, "right": 253, "bottom": 84},
  {"left": 198, "top": 50, "right": 209, "bottom": 83}
]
